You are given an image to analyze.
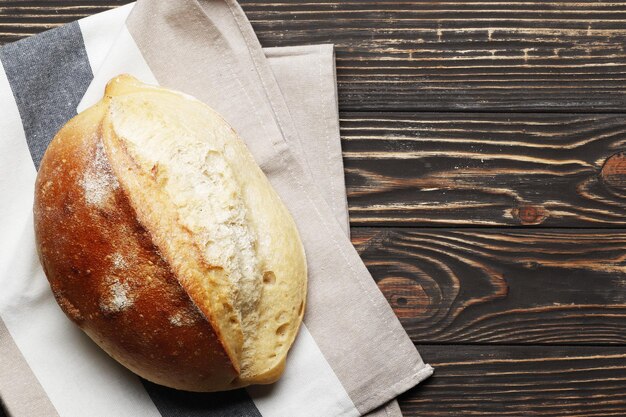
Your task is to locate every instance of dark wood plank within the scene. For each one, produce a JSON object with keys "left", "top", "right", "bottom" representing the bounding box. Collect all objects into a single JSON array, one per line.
[
  {"left": 243, "top": 0, "right": 626, "bottom": 112},
  {"left": 343, "top": 113, "right": 626, "bottom": 227},
  {"left": 402, "top": 345, "right": 626, "bottom": 417},
  {"left": 2, "top": 1, "right": 626, "bottom": 111},
  {"left": 0, "top": 0, "right": 129, "bottom": 42},
  {"left": 353, "top": 228, "right": 626, "bottom": 344}
]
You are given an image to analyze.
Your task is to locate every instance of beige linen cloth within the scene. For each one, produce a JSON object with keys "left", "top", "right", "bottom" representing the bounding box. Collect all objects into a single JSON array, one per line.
[{"left": 0, "top": 1, "right": 432, "bottom": 416}]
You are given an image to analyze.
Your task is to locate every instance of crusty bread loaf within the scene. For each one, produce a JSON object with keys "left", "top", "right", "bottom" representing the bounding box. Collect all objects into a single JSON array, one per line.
[{"left": 33, "top": 75, "right": 307, "bottom": 392}]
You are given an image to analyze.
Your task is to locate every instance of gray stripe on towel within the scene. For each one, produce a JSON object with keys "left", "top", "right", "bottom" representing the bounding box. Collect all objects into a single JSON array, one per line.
[
  {"left": 0, "top": 21, "right": 93, "bottom": 169},
  {"left": 142, "top": 381, "right": 262, "bottom": 417}
]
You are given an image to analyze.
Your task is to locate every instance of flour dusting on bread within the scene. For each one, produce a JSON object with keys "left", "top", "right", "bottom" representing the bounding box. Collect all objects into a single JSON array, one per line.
[
  {"left": 111, "top": 253, "right": 127, "bottom": 270},
  {"left": 100, "top": 276, "right": 133, "bottom": 314},
  {"left": 169, "top": 308, "right": 201, "bottom": 327},
  {"left": 81, "top": 140, "right": 119, "bottom": 207}
]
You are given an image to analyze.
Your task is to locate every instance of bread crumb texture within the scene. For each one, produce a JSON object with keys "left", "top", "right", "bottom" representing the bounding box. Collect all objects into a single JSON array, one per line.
[{"left": 104, "top": 82, "right": 307, "bottom": 383}]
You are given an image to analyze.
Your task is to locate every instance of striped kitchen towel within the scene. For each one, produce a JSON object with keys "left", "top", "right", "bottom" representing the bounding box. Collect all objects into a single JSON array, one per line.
[{"left": 0, "top": 1, "right": 433, "bottom": 417}]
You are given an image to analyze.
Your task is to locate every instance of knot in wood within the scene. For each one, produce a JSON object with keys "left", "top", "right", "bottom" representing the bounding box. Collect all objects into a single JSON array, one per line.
[
  {"left": 512, "top": 205, "right": 548, "bottom": 225},
  {"left": 601, "top": 152, "right": 626, "bottom": 191},
  {"left": 377, "top": 277, "right": 429, "bottom": 318}
]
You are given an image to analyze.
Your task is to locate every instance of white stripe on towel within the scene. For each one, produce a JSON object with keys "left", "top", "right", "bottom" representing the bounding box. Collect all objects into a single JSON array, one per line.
[
  {"left": 79, "top": 3, "right": 135, "bottom": 75},
  {"left": 78, "top": 24, "right": 157, "bottom": 112},
  {"left": 249, "top": 325, "right": 360, "bottom": 417}
]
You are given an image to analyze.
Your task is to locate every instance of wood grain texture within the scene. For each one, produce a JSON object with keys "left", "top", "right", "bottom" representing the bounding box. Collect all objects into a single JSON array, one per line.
[
  {"left": 0, "top": 0, "right": 129, "bottom": 42},
  {"left": 353, "top": 228, "right": 626, "bottom": 344},
  {"left": 2, "top": 1, "right": 626, "bottom": 111},
  {"left": 403, "top": 345, "right": 626, "bottom": 416},
  {"left": 241, "top": 0, "right": 626, "bottom": 112},
  {"left": 343, "top": 113, "right": 626, "bottom": 226}
]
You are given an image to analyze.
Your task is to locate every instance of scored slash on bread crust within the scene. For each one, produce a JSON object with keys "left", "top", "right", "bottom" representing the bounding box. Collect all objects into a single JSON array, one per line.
[{"left": 33, "top": 75, "right": 307, "bottom": 392}]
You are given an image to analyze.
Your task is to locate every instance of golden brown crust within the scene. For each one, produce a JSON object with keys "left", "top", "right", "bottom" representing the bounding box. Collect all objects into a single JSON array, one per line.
[{"left": 34, "top": 102, "right": 238, "bottom": 392}]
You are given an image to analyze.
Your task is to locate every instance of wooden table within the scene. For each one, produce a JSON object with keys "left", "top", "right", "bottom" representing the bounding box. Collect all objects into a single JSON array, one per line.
[{"left": 2, "top": 1, "right": 625, "bottom": 416}]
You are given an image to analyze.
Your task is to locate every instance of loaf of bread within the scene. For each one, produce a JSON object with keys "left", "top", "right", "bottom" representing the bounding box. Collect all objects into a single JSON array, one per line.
[{"left": 33, "top": 75, "right": 307, "bottom": 392}]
